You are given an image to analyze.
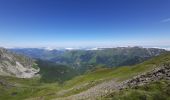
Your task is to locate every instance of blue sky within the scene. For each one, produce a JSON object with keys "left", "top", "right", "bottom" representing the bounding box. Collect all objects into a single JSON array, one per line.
[{"left": 0, "top": 0, "right": 170, "bottom": 48}]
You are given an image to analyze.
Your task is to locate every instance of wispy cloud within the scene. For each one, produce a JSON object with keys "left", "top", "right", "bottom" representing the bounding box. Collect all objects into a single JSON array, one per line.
[{"left": 161, "top": 18, "right": 170, "bottom": 22}]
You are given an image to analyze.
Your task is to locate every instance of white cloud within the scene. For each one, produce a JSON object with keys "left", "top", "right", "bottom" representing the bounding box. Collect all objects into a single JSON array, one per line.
[
  {"left": 161, "top": 18, "right": 170, "bottom": 22},
  {"left": 163, "top": 47, "right": 170, "bottom": 51}
]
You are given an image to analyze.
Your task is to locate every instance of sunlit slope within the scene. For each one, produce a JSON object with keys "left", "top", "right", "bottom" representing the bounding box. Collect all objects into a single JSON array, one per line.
[{"left": 48, "top": 52, "right": 170, "bottom": 99}]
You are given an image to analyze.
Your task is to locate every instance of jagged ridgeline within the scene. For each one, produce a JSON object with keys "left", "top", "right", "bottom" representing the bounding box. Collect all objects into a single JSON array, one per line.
[{"left": 0, "top": 48, "right": 39, "bottom": 78}]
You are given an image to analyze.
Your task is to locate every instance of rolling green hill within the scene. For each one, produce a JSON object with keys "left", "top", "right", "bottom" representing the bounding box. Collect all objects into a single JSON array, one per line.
[{"left": 0, "top": 52, "right": 169, "bottom": 100}]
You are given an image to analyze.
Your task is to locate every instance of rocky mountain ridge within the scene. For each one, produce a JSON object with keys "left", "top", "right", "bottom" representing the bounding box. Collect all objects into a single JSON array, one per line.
[{"left": 0, "top": 48, "right": 39, "bottom": 78}]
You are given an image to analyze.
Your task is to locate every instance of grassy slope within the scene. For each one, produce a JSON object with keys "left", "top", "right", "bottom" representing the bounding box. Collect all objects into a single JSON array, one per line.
[
  {"left": 104, "top": 79, "right": 170, "bottom": 100},
  {"left": 0, "top": 75, "right": 63, "bottom": 100},
  {"left": 0, "top": 52, "right": 170, "bottom": 100}
]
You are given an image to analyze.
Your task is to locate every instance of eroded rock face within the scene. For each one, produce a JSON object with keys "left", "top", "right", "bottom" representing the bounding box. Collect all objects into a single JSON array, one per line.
[{"left": 0, "top": 48, "right": 39, "bottom": 78}]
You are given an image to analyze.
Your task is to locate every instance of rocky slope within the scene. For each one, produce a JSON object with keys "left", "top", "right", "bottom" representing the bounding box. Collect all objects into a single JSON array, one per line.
[
  {"left": 55, "top": 63, "right": 170, "bottom": 100},
  {"left": 0, "top": 48, "right": 39, "bottom": 78}
]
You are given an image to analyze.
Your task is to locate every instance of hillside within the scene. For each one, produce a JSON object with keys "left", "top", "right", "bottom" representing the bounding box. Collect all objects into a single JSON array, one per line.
[
  {"left": 0, "top": 52, "right": 169, "bottom": 100},
  {"left": 0, "top": 48, "right": 39, "bottom": 78},
  {"left": 36, "top": 60, "right": 78, "bottom": 83}
]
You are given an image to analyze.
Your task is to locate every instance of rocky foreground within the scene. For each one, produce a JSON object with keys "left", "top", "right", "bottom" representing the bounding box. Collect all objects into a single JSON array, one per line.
[{"left": 55, "top": 63, "right": 170, "bottom": 100}]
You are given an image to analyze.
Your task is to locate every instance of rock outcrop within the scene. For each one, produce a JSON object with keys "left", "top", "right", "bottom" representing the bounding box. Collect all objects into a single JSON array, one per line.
[
  {"left": 120, "top": 64, "right": 170, "bottom": 89},
  {"left": 0, "top": 48, "right": 39, "bottom": 78}
]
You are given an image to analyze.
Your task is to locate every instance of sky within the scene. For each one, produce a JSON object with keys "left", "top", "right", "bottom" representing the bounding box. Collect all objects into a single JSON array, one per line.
[{"left": 0, "top": 0, "right": 170, "bottom": 48}]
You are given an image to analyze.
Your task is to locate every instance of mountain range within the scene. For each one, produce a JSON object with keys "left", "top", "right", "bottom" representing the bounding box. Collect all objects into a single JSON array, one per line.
[{"left": 11, "top": 47, "right": 166, "bottom": 72}]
